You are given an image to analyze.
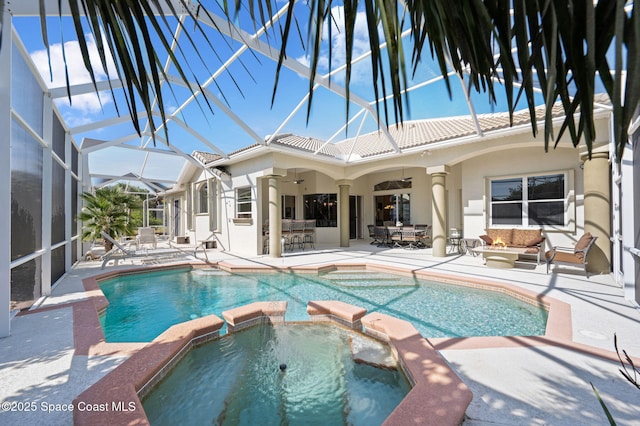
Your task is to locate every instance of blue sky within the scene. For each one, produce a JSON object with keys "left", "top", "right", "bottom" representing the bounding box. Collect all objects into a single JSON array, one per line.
[{"left": 12, "top": 5, "right": 548, "bottom": 184}]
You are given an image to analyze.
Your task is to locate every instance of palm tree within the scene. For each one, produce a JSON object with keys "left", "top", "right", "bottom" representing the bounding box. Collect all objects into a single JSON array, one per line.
[
  {"left": 78, "top": 186, "right": 138, "bottom": 251},
  {"left": 4, "top": 1, "right": 634, "bottom": 163}
]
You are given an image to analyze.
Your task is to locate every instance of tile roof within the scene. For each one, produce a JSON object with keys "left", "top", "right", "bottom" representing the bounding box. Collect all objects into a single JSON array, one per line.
[
  {"left": 192, "top": 150, "right": 223, "bottom": 164},
  {"left": 209, "top": 94, "right": 611, "bottom": 162},
  {"left": 333, "top": 97, "right": 585, "bottom": 158},
  {"left": 268, "top": 134, "right": 342, "bottom": 157}
]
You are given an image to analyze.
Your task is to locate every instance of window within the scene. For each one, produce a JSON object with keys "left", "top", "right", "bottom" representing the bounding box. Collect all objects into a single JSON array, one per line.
[
  {"left": 304, "top": 194, "right": 337, "bottom": 227},
  {"left": 197, "top": 182, "right": 208, "bottom": 214},
  {"left": 375, "top": 194, "right": 411, "bottom": 225},
  {"left": 236, "top": 187, "right": 252, "bottom": 219},
  {"left": 374, "top": 180, "right": 412, "bottom": 191},
  {"left": 490, "top": 178, "right": 523, "bottom": 225},
  {"left": 490, "top": 173, "right": 566, "bottom": 227},
  {"left": 282, "top": 195, "right": 296, "bottom": 219}
]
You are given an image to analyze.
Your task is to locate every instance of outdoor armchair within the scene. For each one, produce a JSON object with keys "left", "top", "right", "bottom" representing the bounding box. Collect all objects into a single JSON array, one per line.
[
  {"left": 136, "top": 227, "right": 157, "bottom": 249},
  {"left": 545, "top": 233, "right": 598, "bottom": 277}
]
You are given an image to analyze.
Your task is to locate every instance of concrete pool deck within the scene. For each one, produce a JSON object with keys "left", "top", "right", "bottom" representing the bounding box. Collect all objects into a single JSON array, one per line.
[{"left": 1, "top": 241, "right": 640, "bottom": 425}]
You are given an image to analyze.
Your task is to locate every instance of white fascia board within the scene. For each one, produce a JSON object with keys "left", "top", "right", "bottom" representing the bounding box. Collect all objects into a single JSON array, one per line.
[
  {"left": 49, "top": 79, "right": 125, "bottom": 99},
  {"left": 71, "top": 111, "right": 150, "bottom": 135},
  {"left": 89, "top": 173, "right": 177, "bottom": 185}
]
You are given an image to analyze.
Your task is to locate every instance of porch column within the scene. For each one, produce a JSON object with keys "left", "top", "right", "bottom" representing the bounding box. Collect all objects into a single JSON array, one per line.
[
  {"left": 268, "top": 176, "right": 282, "bottom": 258},
  {"left": 427, "top": 166, "right": 450, "bottom": 257},
  {"left": 337, "top": 180, "right": 352, "bottom": 247},
  {"left": 582, "top": 151, "right": 611, "bottom": 273},
  {"left": 0, "top": 10, "right": 11, "bottom": 337}
]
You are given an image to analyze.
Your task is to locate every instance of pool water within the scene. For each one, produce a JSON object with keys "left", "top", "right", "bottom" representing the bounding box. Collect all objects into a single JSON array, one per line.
[
  {"left": 142, "top": 324, "right": 411, "bottom": 426},
  {"left": 99, "top": 268, "right": 548, "bottom": 342}
]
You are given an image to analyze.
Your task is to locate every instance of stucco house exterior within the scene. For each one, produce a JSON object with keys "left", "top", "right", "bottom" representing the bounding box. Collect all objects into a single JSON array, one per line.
[{"left": 163, "top": 95, "right": 620, "bottom": 287}]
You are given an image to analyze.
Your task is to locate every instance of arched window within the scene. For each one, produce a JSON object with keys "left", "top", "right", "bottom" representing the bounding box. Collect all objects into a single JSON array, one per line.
[{"left": 197, "top": 182, "right": 208, "bottom": 214}]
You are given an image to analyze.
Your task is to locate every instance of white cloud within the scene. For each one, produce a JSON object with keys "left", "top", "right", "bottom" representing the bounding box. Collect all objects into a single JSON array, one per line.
[
  {"left": 31, "top": 33, "right": 117, "bottom": 114},
  {"left": 296, "top": 53, "right": 329, "bottom": 71},
  {"left": 297, "top": 6, "right": 374, "bottom": 85}
]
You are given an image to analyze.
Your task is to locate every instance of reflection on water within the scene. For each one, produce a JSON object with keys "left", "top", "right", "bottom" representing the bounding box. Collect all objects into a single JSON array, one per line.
[{"left": 100, "top": 269, "right": 548, "bottom": 342}]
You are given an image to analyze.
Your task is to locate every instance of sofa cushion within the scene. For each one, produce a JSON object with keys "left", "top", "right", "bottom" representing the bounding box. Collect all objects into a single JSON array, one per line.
[
  {"left": 525, "top": 235, "right": 545, "bottom": 247},
  {"left": 487, "top": 229, "right": 514, "bottom": 245},
  {"left": 479, "top": 235, "right": 493, "bottom": 245},
  {"left": 512, "top": 229, "right": 542, "bottom": 246}
]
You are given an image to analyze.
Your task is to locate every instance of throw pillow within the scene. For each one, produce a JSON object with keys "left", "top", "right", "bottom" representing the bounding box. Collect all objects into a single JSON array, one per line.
[
  {"left": 525, "top": 236, "right": 545, "bottom": 247},
  {"left": 479, "top": 235, "right": 493, "bottom": 245}
]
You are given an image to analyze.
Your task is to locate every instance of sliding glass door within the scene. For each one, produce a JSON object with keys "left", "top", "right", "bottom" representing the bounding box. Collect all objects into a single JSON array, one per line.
[{"left": 374, "top": 194, "right": 411, "bottom": 225}]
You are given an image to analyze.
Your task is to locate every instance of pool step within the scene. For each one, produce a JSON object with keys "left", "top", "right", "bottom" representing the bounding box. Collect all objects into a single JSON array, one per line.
[
  {"left": 322, "top": 271, "right": 416, "bottom": 287},
  {"left": 191, "top": 268, "right": 231, "bottom": 276}
]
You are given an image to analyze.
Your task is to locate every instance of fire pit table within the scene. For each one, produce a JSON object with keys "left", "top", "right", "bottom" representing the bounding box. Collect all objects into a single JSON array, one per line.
[{"left": 472, "top": 247, "right": 529, "bottom": 269}]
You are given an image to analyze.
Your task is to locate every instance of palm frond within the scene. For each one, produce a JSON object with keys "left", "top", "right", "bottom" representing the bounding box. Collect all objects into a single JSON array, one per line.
[
  {"left": 591, "top": 382, "right": 617, "bottom": 426},
  {"left": 27, "top": 0, "right": 636, "bottom": 164}
]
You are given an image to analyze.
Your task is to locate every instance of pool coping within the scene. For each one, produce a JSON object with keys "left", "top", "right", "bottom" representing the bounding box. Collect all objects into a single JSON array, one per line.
[
  {"left": 73, "top": 300, "right": 473, "bottom": 425},
  {"left": 75, "top": 261, "right": 572, "bottom": 355},
  {"left": 20, "top": 260, "right": 633, "bottom": 364}
]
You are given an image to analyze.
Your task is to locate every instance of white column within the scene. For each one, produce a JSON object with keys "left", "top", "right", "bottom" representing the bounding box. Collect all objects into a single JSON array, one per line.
[
  {"left": 0, "top": 11, "right": 12, "bottom": 337},
  {"left": 79, "top": 152, "right": 91, "bottom": 259},
  {"left": 268, "top": 176, "right": 282, "bottom": 257},
  {"left": 41, "top": 94, "right": 53, "bottom": 296},
  {"left": 64, "top": 133, "right": 72, "bottom": 270}
]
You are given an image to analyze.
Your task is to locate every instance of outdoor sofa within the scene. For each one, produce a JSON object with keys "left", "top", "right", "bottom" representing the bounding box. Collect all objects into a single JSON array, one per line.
[{"left": 478, "top": 228, "right": 546, "bottom": 264}]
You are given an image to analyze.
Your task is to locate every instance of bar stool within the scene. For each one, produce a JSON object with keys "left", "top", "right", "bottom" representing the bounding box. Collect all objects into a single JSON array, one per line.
[
  {"left": 302, "top": 220, "right": 316, "bottom": 249},
  {"left": 289, "top": 220, "right": 306, "bottom": 249},
  {"left": 281, "top": 219, "right": 292, "bottom": 251}
]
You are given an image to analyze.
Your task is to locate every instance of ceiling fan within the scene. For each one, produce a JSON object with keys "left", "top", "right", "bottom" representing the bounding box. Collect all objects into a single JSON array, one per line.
[
  {"left": 284, "top": 169, "right": 304, "bottom": 184},
  {"left": 400, "top": 168, "right": 412, "bottom": 182}
]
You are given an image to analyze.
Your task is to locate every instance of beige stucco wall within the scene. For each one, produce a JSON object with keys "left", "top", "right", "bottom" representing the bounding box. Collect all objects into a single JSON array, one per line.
[
  {"left": 364, "top": 167, "right": 433, "bottom": 226},
  {"left": 461, "top": 145, "right": 584, "bottom": 249},
  {"left": 173, "top": 116, "right": 609, "bottom": 257}
]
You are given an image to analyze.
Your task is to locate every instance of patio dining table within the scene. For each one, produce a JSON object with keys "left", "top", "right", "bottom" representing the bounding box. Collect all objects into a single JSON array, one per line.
[{"left": 379, "top": 226, "right": 429, "bottom": 249}]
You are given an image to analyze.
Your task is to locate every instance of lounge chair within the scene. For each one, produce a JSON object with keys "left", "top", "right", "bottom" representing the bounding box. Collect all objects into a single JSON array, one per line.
[
  {"left": 545, "top": 233, "right": 598, "bottom": 277},
  {"left": 136, "top": 227, "right": 157, "bottom": 249},
  {"left": 100, "top": 232, "right": 141, "bottom": 268},
  {"left": 100, "top": 232, "right": 185, "bottom": 268}
]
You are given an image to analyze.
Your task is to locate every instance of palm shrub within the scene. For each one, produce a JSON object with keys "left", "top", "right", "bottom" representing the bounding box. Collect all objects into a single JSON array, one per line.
[{"left": 78, "top": 186, "right": 138, "bottom": 251}]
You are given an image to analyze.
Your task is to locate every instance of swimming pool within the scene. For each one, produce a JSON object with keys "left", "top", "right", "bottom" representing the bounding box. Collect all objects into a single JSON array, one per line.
[{"left": 99, "top": 267, "right": 548, "bottom": 342}]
